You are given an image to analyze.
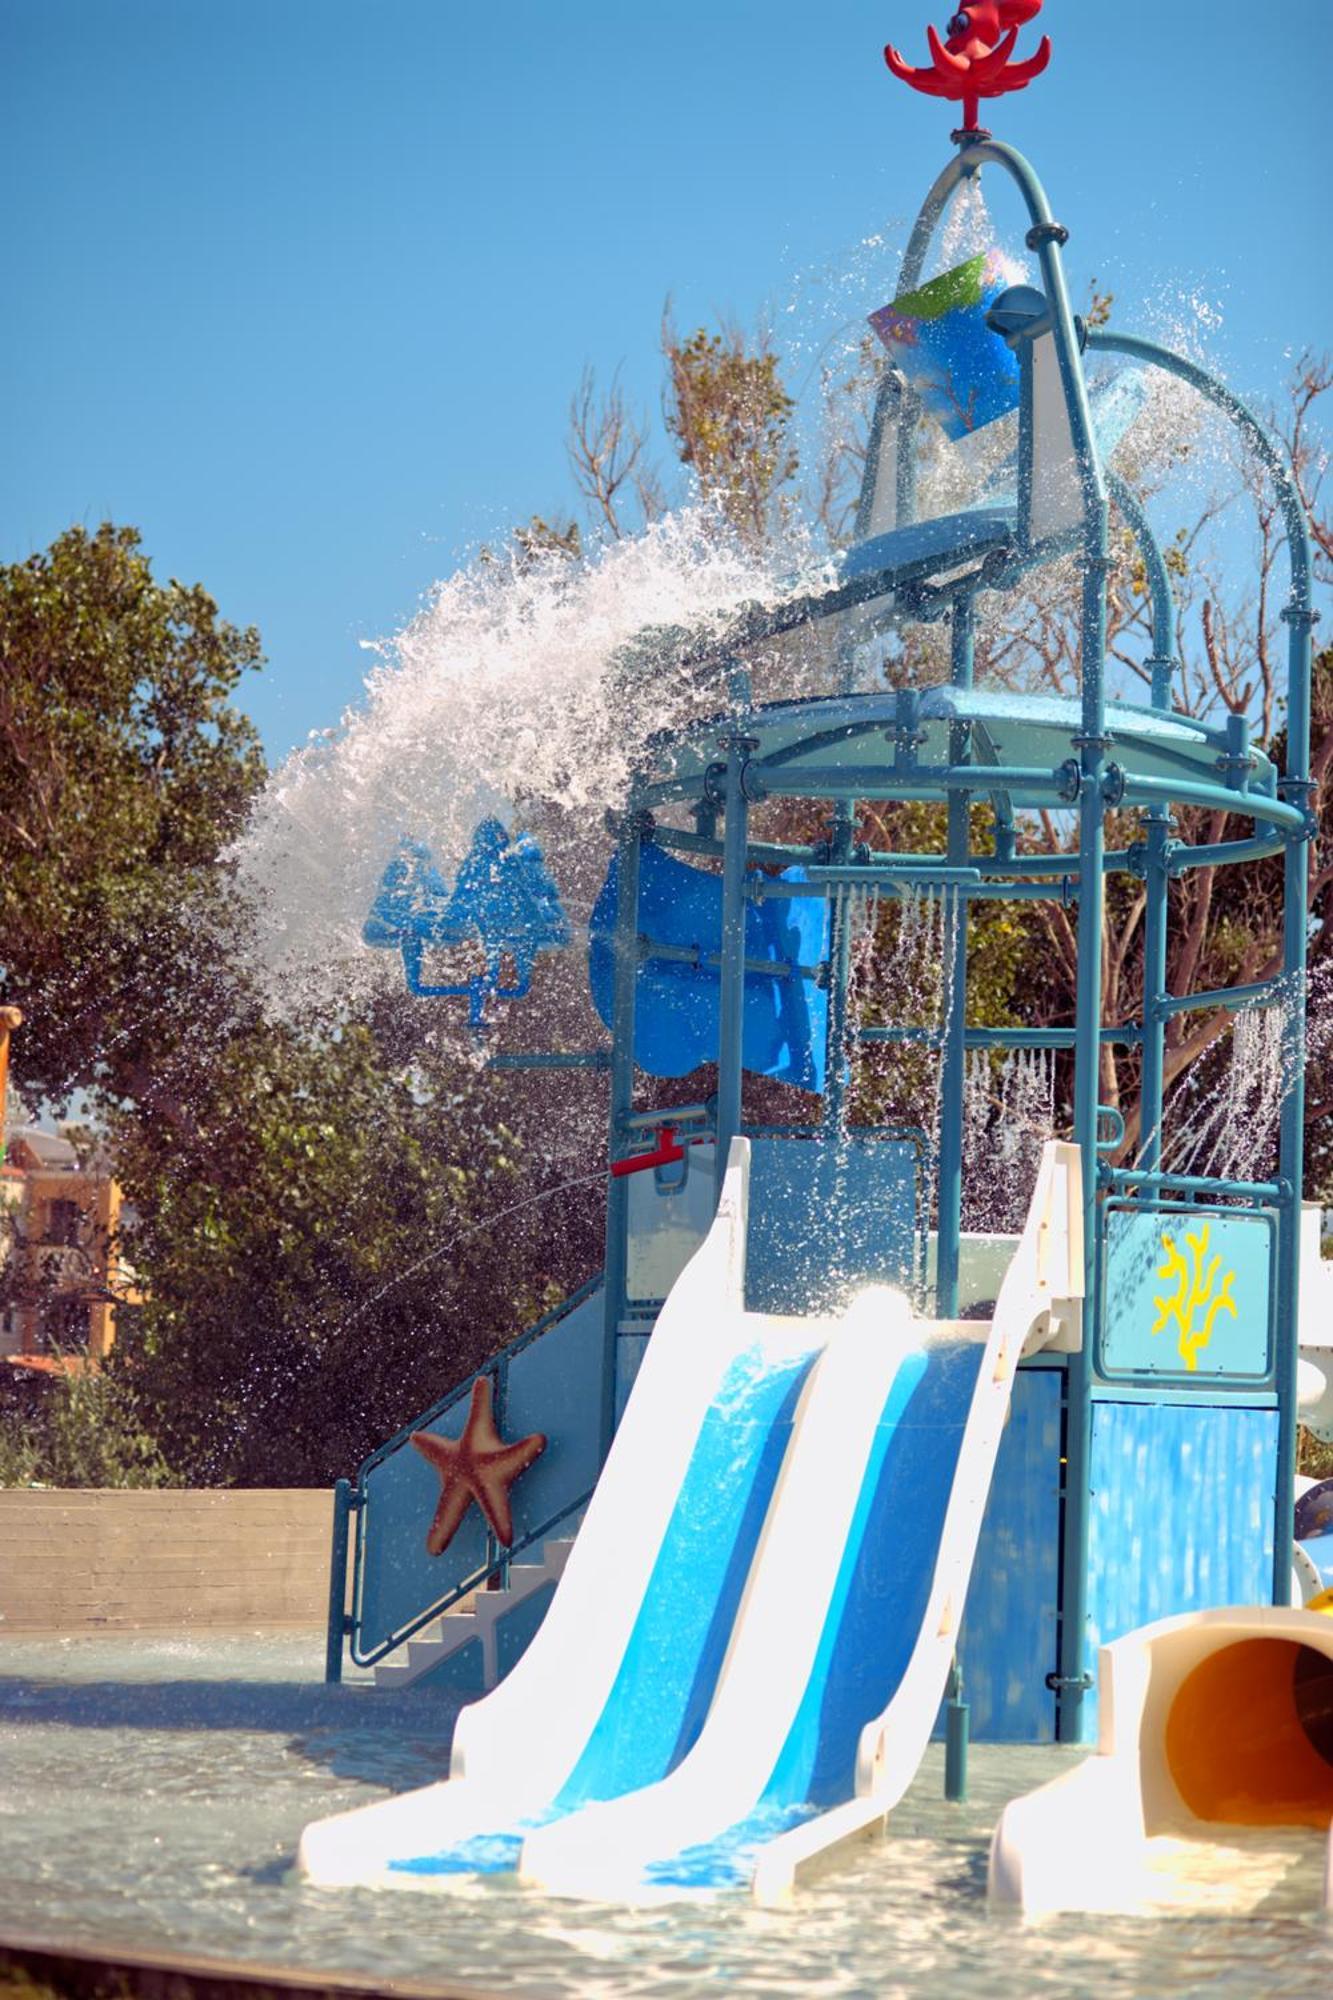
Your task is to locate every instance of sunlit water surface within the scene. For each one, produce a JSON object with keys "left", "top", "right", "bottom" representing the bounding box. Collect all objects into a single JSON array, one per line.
[{"left": 2, "top": 1631, "right": 1330, "bottom": 1999}]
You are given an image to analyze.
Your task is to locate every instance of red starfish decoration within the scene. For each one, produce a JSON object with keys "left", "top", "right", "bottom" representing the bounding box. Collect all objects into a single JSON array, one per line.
[
  {"left": 410, "top": 1375, "right": 547, "bottom": 1555},
  {"left": 885, "top": 3, "right": 1052, "bottom": 134}
]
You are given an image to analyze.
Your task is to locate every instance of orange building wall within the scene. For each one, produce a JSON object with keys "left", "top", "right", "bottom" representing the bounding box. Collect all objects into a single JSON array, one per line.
[
  {"left": 0, "top": 1011, "right": 133, "bottom": 1370},
  {"left": 3, "top": 1148, "right": 132, "bottom": 1366}
]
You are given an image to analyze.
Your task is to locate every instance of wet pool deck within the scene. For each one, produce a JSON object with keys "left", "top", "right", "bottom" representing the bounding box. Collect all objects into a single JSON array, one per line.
[{"left": 1, "top": 1630, "right": 1330, "bottom": 2000}]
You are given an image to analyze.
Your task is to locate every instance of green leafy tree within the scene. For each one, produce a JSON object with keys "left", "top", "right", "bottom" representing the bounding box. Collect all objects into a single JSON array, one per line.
[
  {"left": 0, "top": 1365, "right": 173, "bottom": 1489},
  {"left": 110, "top": 1006, "right": 602, "bottom": 1485},
  {"left": 663, "top": 319, "right": 797, "bottom": 545},
  {"left": 0, "top": 523, "right": 266, "bottom": 1119}
]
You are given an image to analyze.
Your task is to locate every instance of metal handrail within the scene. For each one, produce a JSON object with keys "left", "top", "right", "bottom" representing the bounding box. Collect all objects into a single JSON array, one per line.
[{"left": 348, "top": 1480, "right": 597, "bottom": 1672}]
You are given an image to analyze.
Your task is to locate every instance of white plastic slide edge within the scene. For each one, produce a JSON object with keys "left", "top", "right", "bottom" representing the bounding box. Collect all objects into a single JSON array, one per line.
[
  {"left": 749, "top": 1139, "right": 1085, "bottom": 1905},
  {"left": 450, "top": 1134, "right": 762, "bottom": 1792}
]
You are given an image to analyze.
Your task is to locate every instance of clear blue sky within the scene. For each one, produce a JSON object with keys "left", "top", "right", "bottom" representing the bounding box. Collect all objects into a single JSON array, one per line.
[{"left": 3, "top": 1, "right": 1325, "bottom": 762}]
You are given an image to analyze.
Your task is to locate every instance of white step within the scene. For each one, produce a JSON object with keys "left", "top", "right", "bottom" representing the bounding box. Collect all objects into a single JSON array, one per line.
[{"left": 373, "top": 1538, "right": 574, "bottom": 1692}]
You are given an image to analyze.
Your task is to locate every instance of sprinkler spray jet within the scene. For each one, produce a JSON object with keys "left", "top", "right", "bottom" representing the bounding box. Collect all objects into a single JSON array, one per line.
[{"left": 885, "top": 1, "right": 1052, "bottom": 139}]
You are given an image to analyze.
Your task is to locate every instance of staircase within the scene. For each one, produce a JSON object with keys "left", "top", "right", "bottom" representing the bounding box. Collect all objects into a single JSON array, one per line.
[{"left": 372, "top": 1536, "right": 575, "bottom": 1694}]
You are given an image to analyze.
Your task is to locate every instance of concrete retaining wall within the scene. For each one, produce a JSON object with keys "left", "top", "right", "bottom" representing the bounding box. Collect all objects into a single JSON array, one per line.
[{"left": 0, "top": 1488, "right": 334, "bottom": 1630}]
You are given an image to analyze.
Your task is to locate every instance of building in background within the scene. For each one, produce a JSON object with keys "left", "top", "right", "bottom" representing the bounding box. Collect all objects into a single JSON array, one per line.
[{"left": 0, "top": 1010, "right": 136, "bottom": 1376}]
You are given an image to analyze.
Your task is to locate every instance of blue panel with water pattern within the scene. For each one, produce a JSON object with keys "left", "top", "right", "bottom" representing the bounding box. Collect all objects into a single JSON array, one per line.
[
  {"left": 1083, "top": 1399, "right": 1278, "bottom": 1741},
  {"left": 950, "top": 1366, "right": 1061, "bottom": 1742}
]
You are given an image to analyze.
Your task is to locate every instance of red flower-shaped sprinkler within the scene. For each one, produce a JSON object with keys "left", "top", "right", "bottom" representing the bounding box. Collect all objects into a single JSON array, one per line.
[{"left": 885, "top": 1, "right": 1052, "bottom": 138}]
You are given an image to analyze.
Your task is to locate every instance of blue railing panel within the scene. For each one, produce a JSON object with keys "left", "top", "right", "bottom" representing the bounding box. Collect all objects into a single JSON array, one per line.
[
  {"left": 355, "top": 1405, "right": 495, "bottom": 1664},
  {"left": 350, "top": 1278, "right": 603, "bottom": 1665},
  {"left": 500, "top": 1287, "right": 606, "bottom": 1533}
]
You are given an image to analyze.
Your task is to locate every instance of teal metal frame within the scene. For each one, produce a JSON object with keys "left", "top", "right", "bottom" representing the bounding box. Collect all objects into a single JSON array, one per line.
[
  {"left": 333, "top": 133, "right": 1315, "bottom": 1730},
  {"left": 588, "top": 135, "right": 1314, "bottom": 1743}
]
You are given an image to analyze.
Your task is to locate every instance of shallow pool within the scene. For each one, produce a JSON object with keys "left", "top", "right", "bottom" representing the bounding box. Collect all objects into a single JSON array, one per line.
[{"left": 1, "top": 1630, "right": 1330, "bottom": 1998}]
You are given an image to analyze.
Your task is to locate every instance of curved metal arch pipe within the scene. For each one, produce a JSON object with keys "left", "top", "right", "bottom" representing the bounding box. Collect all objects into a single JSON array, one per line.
[
  {"left": 1086, "top": 331, "right": 1315, "bottom": 618},
  {"left": 894, "top": 140, "right": 1119, "bottom": 1744},
  {"left": 894, "top": 139, "right": 1108, "bottom": 543}
]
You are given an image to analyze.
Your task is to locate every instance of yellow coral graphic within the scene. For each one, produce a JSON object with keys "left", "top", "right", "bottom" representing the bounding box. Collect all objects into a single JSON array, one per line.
[{"left": 1151, "top": 1223, "right": 1237, "bottom": 1372}]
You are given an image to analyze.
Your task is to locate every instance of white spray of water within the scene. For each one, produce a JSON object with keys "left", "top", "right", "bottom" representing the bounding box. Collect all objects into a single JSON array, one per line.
[
  {"left": 1164, "top": 963, "right": 1333, "bottom": 1187},
  {"left": 963, "top": 1045, "right": 1056, "bottom": 1231},
  {"left": 848, "top": 885, "right": 950, "bottom": 1242},
  {"left": 234, "top": 174, "right": 1260, "bottom": 1082},
  {"left": 236, "top": 508, "right": 807, "bottom": 1017}
]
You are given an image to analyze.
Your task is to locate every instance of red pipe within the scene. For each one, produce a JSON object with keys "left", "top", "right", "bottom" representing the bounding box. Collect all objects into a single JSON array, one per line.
[{"left": 610, "top": 1124, "right": 686, "bottom": 1178}]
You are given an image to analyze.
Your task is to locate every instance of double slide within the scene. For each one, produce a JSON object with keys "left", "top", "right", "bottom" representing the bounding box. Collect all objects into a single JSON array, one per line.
[{"left": 299, "top": 1138, "right": 1082, "bottom": 1904}]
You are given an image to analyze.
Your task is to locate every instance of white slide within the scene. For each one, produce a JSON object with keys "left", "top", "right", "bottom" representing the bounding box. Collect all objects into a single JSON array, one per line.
[
  {"left": 989, "top": 1605, "right": 1333, "bottom": 1917},
  {"left": 299, "top": 1140, "right": 893, "bottom": 1888},
  {"left": 520, "top": 1141, "right": 1084, "bottom": 1905}
]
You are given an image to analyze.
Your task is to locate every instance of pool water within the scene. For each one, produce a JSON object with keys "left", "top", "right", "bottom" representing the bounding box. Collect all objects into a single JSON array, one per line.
[{"left": 1, "top": 1631, "right": 1330, "bottom": 1998}]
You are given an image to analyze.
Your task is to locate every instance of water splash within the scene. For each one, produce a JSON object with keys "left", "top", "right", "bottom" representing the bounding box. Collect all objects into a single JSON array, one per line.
[
  {"left": 233, "top": 178, "right": 1265, "bottom": 1095},
  {"left": 197, "top": 1167, "right": 610, "bottom": 1482},
  {"left": 848, "top": 886, "right": 950, "bottom": 1248},
  {"left": 235, "top": 508, "right": 806, "bottom": 1021}
]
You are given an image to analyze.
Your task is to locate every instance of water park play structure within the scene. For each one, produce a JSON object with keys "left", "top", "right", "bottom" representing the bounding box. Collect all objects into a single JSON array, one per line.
[{"left": 305, "top": 3, "right": 1333, "bottom": 1912}]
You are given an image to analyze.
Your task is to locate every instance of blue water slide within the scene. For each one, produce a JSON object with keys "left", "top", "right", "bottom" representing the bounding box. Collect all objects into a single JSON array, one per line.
[
  {"left": 642, "top": 1339, "right": 982, "bottom": 1891},
  {"left": 387, "top": 1339, "right": 818, "bottom": 1879},
  {"left": 297, "top": 1142, "right": 843, "bottom": 1891},
  {"left": 519, "top": 1324, "right": 985, "bottom": 1899},
  {"left": 519, "top": 1144, "right": 1079, "bottom": 1904}
]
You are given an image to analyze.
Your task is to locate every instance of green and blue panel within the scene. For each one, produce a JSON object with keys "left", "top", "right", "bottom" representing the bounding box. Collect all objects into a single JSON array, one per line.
[
  {"left": 868, "top": 252, "right": 1022, "bottom": 440},
  {"left": 1099, "top": 1203, "right": 1275, "bottom": 1385}
]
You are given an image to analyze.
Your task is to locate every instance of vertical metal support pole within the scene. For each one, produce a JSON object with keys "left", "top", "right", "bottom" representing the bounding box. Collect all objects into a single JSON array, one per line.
[
  {"left": 823, "top": 803, "right": 856, "bottom": 1133},
  {"left": 944, "top": 1657, "right": 970, "bottom": 1803},
  {"left": 1138, "top": 820, "right": 1170, "bottom": 1177},
  {"left": 1273, "top": 603, "right": 1314, "bottom": 1604},
  {"left": 1056, "top": 518, "right": 1110, "bottom": 1744},
  {"left": 715, "top": 741, "right": 752, "bottom": 1202},
  {"left": 1139, "top": 650, "right": 1175, "bottom": 1178},
  {"left": 937, "top": 598, "right": 975, "bottom": 1318},
  {"left": 324, "top": 1477, "right": 352, "bottom": 1684},
  {"left": 490, "top": 1360, "right": 510, "bottom": 1590},
  {"left": 1080, "top": 327, "right": 1317, "bottom": 1609},
  {"left": 601, "top": 811, "right": 643, "bottom": 1464}
]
